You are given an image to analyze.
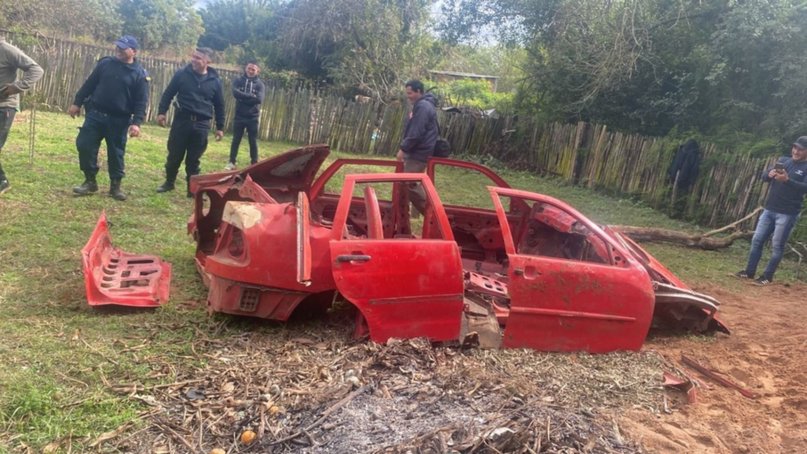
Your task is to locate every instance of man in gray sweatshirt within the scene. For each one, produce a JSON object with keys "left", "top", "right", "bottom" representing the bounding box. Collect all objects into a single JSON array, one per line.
[{"left": 0, "top": 37, "right": 43, "bottom": 195}]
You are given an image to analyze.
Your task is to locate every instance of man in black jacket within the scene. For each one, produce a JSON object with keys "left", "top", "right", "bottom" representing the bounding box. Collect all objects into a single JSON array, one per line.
[
  {"left": 69, "top": 35, "right": 149, "bottom": 201},
  {"left": 396, "top": 80, "right": 438, "bottom": 214},
  {"left": 225, "top": 61, "right": 265, "bottom": 170},
  {"left": 156, "top": 47, "right": 225, "bottom": 198}
]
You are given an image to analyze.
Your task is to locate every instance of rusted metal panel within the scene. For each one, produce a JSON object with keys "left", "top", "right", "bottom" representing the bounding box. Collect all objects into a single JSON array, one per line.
[{"left": 82, "top": 212, "right": 171, "bottom": 308}]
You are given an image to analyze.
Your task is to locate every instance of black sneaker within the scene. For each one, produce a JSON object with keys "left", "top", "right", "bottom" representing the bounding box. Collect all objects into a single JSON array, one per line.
[
  {"left": 753, "top": 277, "right": 772, "bottom": 286},
  {"left": 0, "top": 179, "right": 9, "bottom": 195},
  {"left": 734, "top": 270, "right": 752, "bottom": 279}
]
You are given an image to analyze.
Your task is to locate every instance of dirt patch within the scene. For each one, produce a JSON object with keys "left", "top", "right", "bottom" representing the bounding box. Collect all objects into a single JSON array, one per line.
[{"left": 620, "top": 281, "right": 807, "bottom": 453}]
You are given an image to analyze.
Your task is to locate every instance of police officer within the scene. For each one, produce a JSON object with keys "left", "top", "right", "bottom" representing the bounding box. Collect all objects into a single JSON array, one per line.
[
  {"left": 155, "top": 47, "right": 225, "bottom": 198},
  {"left": 69, "top": 35, "right": 149, "bottom": 201}
]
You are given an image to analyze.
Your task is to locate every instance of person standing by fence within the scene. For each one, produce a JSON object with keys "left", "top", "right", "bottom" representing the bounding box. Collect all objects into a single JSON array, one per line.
[
  {"left": 156, "top": 47, "right": 225, "bottom": 198},
  {"left": 396, "top": 79, "right": 438, "bottom": 215},
  {"left": 0, "top": 37, "right": 43, "bottom": 196},
  {"left": 736, "top": 136, "right": 807, "bottom": 285},
  {"left": 69, "top": 35, "right": 149, "bottom": 201},
  {"left": 225, "top": 61, "right": 265, "bottom": 170}
]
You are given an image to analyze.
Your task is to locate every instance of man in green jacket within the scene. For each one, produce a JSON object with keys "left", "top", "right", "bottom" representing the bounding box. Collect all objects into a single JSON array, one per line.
[{"left": 0, "top": 37, "right": 44, "bottom": 195}]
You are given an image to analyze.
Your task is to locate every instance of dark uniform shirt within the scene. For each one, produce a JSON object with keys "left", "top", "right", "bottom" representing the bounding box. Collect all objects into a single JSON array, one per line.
[
  {"left": 72, "top": 57, "right": 149, "bottom": 125},
  {"left": 158, "top": 64, "right": 225, "bottom": 131},
  {"left": 764, "top": 157, "right": 807, "bottom": 215}
]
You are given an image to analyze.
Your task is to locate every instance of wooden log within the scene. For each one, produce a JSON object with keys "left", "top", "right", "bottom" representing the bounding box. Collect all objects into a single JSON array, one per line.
[{"left": 611, "top": 226, "right": 753, "bottom": 250}]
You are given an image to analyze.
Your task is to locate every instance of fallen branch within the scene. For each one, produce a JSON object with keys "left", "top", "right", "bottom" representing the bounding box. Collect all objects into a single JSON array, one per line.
[
  {"left": 681, "top": 355, "right": 756, "bottom": 399},
  {"left": 611, "top": 226, "right": 752, "bottom": 250},
  {"left": 610, "top": 207, "right": 761, "bottom": 250}
]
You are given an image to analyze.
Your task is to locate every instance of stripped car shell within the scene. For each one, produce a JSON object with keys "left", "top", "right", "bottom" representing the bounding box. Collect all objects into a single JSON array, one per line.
[{"left": 188, "top": 145, "right": 728, "bottom": 353}]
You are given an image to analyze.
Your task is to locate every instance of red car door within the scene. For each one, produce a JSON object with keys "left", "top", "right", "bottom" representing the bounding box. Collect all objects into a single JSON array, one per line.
[
  {"left": 329, "top": 174, "right": 465, "bottom": 343},
  {"left": 489, "top": 187, "right": 654, "bottom": 352}
]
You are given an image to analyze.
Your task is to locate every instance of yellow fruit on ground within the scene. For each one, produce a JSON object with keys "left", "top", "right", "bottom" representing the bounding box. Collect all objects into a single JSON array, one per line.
[
  {"left": 210, "top": 449, "right": 226, "bottom": 454},
  {"left": 240, "top": 430, "right": 257, "bottom": 444}
]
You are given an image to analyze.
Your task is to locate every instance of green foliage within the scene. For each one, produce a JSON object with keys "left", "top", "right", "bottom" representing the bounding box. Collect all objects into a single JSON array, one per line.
[
  {"left": 198, "top": 0, "right": 282, "bottom": 67},
  {"left": 118, "top": 0, "right": 203, "bottom": 51},
  {"left": 433, "top": 78, "right": 514, "bottom": 111},
  {"left": 272, "top": 0, "right": 437, "bottom": 99},
  {"left": 0, "top": 0, "right": 122, "bottom": 42},
  {"left": 439, "top": 0, "right": 807, "bottom": 145},
  {"left": 433, "top": 44, "right": 527, "bottom": 93}
]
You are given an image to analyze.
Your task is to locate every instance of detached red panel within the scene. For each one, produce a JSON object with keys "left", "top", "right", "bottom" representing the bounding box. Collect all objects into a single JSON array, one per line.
[{"left": 82, "top": 212, "right": 172, "bottom": 307}]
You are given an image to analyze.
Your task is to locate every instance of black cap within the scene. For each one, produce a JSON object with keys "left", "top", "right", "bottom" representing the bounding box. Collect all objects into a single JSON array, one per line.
[
  {"left": 114, "top": 35, "right": 138, "bottom": 50},
  {"left": 793, "top": 136, "right": 807, "bottom": 150}
]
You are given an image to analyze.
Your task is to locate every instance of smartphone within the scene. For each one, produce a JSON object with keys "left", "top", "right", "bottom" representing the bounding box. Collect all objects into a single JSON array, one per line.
[{"left": 774, "top": 162, "right": 786, "bottom": 172}]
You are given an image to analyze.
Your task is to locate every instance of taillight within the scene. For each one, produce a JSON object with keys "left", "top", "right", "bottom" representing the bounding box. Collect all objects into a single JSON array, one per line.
[{"left": 227, "top": 227, "right": 245, "bottom": 258}]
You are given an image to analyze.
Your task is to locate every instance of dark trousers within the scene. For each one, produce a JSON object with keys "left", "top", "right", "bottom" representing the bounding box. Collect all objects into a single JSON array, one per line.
[
  {"left": 165, "top": 114, "right": 210, "bottom": 184},
  {"left": 0, "top": 107, "right": 17, "bottom": 181},
  {"left": 229, "top": 117, "right": 259, "bottom": 164},
  {"left": 76, "top": 110, "right": 130, "bottom": 180},
  {"left": 403, "top": 155, "right": 428, "bottom": 215}
]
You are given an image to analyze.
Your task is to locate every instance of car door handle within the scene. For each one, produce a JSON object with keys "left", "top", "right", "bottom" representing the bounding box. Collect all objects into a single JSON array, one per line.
[
  {"left": 336, "top": 254, "right": 371, "bottom": 263},
  {"left": 514, "top": 266, "right": 540, "bottom": 279}
]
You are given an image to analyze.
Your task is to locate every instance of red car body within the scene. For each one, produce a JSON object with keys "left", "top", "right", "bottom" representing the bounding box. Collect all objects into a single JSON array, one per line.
[{"left": 188, "top": 145, "right": 727, "bottom": 353}]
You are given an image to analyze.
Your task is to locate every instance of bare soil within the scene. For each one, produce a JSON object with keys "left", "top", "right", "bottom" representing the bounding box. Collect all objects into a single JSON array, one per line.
[{"left": 621, "top": 281, "right": 807, "bottom": 453}]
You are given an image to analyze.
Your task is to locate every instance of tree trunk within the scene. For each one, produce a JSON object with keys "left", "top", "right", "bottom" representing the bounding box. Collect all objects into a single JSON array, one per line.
[
  {"left": 610, "top": 207, "right": 761, "bottom": 250},
  {"left": 609, "top": 226, "right": 752, "bottom": 250}
]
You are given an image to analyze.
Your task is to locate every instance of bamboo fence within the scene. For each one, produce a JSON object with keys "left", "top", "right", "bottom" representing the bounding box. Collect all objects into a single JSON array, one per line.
[{"left": 3, "top": 31, "right": 778, "bottom": 229}]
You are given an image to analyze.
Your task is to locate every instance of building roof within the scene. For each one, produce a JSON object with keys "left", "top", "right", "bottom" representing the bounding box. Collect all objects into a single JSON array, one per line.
[{"left": 428, "top": 70, "right": 499, "bottom": 80}]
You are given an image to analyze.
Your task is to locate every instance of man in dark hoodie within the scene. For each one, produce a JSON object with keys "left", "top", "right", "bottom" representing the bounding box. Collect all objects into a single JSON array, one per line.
[
  {"left": 396, "top": 79, "right": 438, "bottom": 214},
  {"left": 736, "top": 136, "right": 807, "bottom": 285},
  {"left": 225, "top": 61, "right": 265, "bottom": 170},
  {"left": 156, "top": 47, "right": 225, "bottom": 198},
  {"left": 68, "top": 35, "right": 149, "bottom": 201}
]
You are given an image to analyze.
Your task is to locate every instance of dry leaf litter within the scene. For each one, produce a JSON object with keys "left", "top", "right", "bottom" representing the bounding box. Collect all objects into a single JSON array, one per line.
[{"left": 97, "top": 318, "right": 665, "bottom": 453}]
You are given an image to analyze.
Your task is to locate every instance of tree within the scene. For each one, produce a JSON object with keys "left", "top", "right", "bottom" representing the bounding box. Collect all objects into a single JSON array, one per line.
[
  {"left": 117, "top": 0, "right": 203, "bottom": 51},
  {"left": 273, "top": 0, "right": 438, "bottom": 100},
  {"left": 0, "top": 0, "right": 122, "bottom": 42},
  {"left": 438, "top": 0, "right": 807, "bottom": 143}
]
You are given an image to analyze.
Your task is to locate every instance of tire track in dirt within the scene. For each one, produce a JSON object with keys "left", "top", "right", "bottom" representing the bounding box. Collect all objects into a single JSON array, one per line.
[{"left": 620, "top": 282, "right": 807, "bottom": 453}]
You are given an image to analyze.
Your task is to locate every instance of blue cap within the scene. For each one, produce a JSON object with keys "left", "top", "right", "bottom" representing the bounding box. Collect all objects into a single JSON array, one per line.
[{"left": 114, "top": 35, "right": 138, "bottom": 50}]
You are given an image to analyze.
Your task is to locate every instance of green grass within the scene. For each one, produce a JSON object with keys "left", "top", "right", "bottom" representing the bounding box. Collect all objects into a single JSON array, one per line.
[{"left": 0, "top": 111, "right": 791, "bottom": 451}]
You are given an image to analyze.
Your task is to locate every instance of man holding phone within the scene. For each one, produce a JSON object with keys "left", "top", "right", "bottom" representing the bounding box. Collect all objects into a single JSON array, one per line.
[{"left": 736, "top": 136, "right": 807, "bottom": 285}]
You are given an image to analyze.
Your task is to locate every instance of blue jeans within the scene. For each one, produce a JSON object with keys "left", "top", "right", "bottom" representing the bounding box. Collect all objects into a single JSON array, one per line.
[
  {"left": 745, "top": 209, "right": 799, "bottom": 280},
  {"left": 0, "top": 107, "right": 17, "bottom": 181}
]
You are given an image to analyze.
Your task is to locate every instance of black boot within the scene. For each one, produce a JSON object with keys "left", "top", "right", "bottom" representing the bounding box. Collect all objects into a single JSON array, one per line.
[
  {"left": 156, "top": 180, "right": 175, "bottom": 193},
  {"left": 109, "top": 179, "right": 126, "bottom": 201},
  {"left": 73, "top": 176, "right": 98, "bottom": 196},
  {"left": 186, "top": 180, "right": 194, "bottom": 198}
]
